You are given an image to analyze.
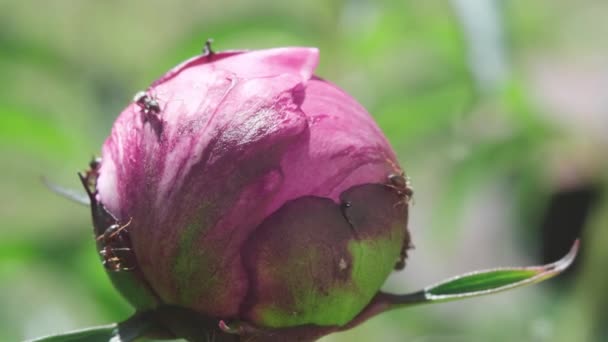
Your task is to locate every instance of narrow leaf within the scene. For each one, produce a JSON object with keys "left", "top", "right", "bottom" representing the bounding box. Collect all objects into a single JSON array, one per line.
[
  {"left": 427, "top": 269, "right": 539, "bottom": 297},
  {"left": 26, "top": 324, "right": 119, "bottom": 342},
  {"left": 383, "top": 239, "right": 579, "bottom": 307},
  {"left": 27, "top": 312, "right": 154, "bottom": 342},
  {"left": 41, "top": 176, "right": 90, "bottom": 206}
]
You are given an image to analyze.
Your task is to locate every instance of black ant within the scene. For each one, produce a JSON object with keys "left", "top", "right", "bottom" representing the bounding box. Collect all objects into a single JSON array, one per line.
[
  {"left": 133, "top": 91, "right": 161, "bottom": 115},
  {"left": 384, "top": 158, "right": 414, "bottom": 206},
  {"left": 77, "top": 158, "right": 137, "bottom": 272},
  {"left": 384, "top": 158, "right": 414, "bottom": 271},
  {"left": 387, "top": 173, "right": 414, "bottom": 200},
  {"left": 78, "top": 157, "right": 113, "bottom": 236},
  {"left": 202, "top": 38, "right": 215, "bottom": 56},
  {"left": 97, "top": 218, "right": 136, "bottom": 272},
  {"left": 79, "top": 157, "right": 101, "bottom": 197}
]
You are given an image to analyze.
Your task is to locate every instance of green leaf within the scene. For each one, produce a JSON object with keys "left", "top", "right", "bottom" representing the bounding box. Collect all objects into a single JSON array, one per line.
[
  {"left": 383, "top": 240, "right": 579, "bottom": 307},
  {"left": 41, "top": 177, "right": 90, "bottom": 206},
  {"left": 27, "top": 324, "right": 120, "bottom": 342},
  {"left": 26, "top": 313, "right": 153, "bottom": 342},
  {"left": 427, "top": 269, "right": 538, "bottom": 296}
]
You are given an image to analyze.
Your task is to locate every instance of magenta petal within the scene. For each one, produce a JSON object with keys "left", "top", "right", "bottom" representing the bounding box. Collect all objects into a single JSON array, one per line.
[
  {"left": 211, "top": 47, "right": 319, "bottom": 81},
  {"left": 152, "top": 47, "right": 319, "bottom": 89}
]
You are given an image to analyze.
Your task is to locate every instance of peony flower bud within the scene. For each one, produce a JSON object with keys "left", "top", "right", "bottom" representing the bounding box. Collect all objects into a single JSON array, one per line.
[{"left": 83, "top": 47, "right": 412, "bottom": 340}]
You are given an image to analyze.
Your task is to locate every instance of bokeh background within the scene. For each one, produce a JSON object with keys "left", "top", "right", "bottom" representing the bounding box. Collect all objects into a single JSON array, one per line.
[{"left": 1, "top": 1, "right": 606, "bottom": 341}]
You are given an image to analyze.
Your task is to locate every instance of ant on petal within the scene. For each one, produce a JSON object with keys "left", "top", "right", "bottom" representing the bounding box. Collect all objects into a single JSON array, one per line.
[
  {"left": 202, "top": 38, "right": 215, "bottom": 56},
  {"left": 133, "top": 91, "right": 161, "bottom": 115}
]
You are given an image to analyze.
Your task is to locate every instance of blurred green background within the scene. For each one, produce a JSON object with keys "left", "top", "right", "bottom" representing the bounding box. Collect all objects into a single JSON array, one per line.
[{"left": 1, "top": 1, "right": 607, "bottom": 341}]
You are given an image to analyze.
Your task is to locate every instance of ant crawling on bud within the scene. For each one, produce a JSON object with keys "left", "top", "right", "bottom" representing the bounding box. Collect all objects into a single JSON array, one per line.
[
  {"left": 133, "top": 91, "right": 164, "bottom": 136},
  {"left": 133, "top": 91, "right": 161, "bottom": 115},
  {"left": 387, "top": 171, "right": 413, "bottom": 271},
  {"left": 384, "top": 158, "right": 414, "bottom": 271},
  {"left": 384, "top": 158, "right": 414, "bottom": 206},
  {"left": 202, "top": 38, "right": 215, "bottom": 56},
  {"left": 387, "top": 173, "right": 414, "bottom": 200},
  {"left": 77, "top": 157, "right": 137, "bottom": 272},
  {"left": 42, "top": 156, "right": 100, "bottom": 207},
  {"left": 97, "top": 218, "right": 136, "bottom": 272},
  {"left": 79, "top": 157, "right": 102, "bottom": 196}
]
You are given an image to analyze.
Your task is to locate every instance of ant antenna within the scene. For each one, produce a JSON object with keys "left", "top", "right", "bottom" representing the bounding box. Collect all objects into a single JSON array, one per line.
[{"left": 97, "top": 217, "right": 133, "bottom": 241}]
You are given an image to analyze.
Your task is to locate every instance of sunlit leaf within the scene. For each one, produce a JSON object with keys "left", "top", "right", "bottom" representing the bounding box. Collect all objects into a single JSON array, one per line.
[
  {"left": 27, "top": 324, "right": 120, "bottom": 342},
  {"left": 27, "top": 313, "right": 153, "bottom": 342},
  {"left": 382, "top": 239, "right": 579, "bottom": 307}
]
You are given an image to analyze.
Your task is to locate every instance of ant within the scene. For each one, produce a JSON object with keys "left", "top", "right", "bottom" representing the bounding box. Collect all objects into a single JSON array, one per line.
[
  {"left": 202, "top": 38, "right": 215, "bottom": 56},
  {"left": 78, "top": 157, "right": 115, "bottom": 236},
  {"left": 384, "top": 158, "right": 414, "bottom": 206},
  {"left": 77, "top": 159, "right": 137, "bottom": 272},
  {"left": 387, "top": 173, "right": 414, "bottom": 200},
  {"left": 384, "top": 158, "right": 414, "bottom": 271},
  {"left": 133, "top": 91, "right": 161, "bottom": 115},
  {"left": 79, "top": 157, "right": 101, "bottom": 196},
  {"left": 97, "top": 218, "right": 136, "bottom": 272}
]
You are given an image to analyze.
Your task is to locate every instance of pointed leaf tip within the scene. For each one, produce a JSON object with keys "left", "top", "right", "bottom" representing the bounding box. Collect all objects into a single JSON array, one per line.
[
  {"left": 41, "top": 176, "right": 90, "bottom": 206},
  {"left": 26, "top": 312, "right": 156, "bottom": 342},
  {"left": 26, "top": 324, "right": 119, "bottom": 342},
  {"left": 382, "top": 239, "right": 579, "bottom": 308}
]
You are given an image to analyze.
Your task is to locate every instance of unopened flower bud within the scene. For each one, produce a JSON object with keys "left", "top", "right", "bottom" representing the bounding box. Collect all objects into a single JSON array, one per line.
[{"left": 86, "top": 47, "right": 412, "bottom": 340}]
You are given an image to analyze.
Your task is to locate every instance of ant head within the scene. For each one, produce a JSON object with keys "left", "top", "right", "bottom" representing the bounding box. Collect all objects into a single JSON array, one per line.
[{"left": 89, "top": 157, "right": 101, "bottom": 170}]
